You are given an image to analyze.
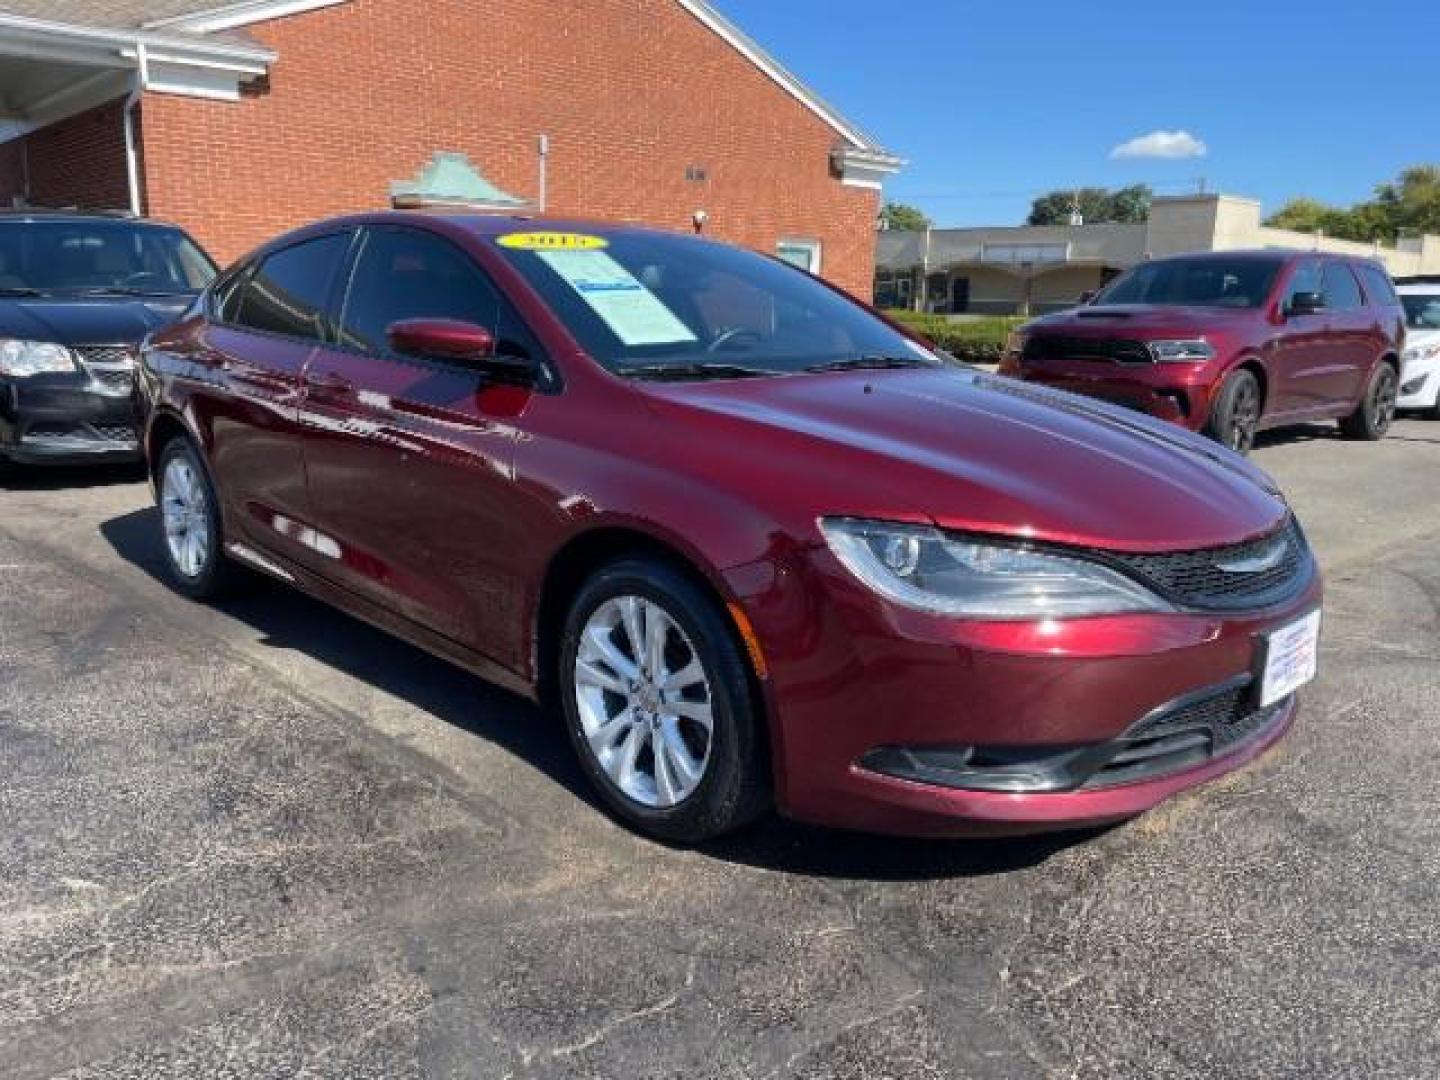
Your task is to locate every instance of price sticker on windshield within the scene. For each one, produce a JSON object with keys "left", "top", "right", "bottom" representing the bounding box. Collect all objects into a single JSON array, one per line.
[{"left": 497, "top": 232, "right": 608, "bottom": 251}]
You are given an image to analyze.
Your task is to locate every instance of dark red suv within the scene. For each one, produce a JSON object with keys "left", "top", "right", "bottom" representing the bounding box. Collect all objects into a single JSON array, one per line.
[
  {"left": 999, "top": 251, "right": 1406, "bottom": 452},
  {"left": 139, "top": 214, "right": 1322, "bottom": 843}
]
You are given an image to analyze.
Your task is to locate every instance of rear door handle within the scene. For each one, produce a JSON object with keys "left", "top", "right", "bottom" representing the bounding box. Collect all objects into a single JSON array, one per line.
[{"left": 307, "top": 370, "right": 354, "bottom": 394}]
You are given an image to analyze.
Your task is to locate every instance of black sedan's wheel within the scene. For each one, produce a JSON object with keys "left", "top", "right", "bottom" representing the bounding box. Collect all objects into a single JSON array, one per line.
[
  {"left": 157, "top": 437, "right": 235, "bottom": 600},
  {"left": 1205, "top": 368, "right": 1263, "bottom": 454},
  {"left": 1339, "top": 362, "right": 1399, "bottom": 441},
  {"left": 559, "top": 557, "right": 769, "bottom": 843}
]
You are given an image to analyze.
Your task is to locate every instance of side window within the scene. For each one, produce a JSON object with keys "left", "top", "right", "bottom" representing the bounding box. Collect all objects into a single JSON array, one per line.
[
  {"left": 1284, "top": 260, "right": 1323, "bottom": 310},
  {"left": 212, "top": 266, "right": 250, "bottom": 323},
  {"left": 234, "top": 233, "right": 350, "bottom": 340},
  {"left": 1321, "top": 263, "right": 1364, "bottom": 311},
  {"left": 338, "top": 227, "right": 539, "bottom": 361},
  {"left": 1358, "top": 264, "right": 1398, "bottom": 307}
]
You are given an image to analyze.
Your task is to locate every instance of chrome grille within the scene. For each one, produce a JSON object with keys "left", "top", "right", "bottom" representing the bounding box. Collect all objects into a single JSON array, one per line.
[
  {"left": 74, "top": 345, "right": 137, "bottom": 393},
  {"left": 1102, "top": 518, "right": 1311, "bottom": 611}
]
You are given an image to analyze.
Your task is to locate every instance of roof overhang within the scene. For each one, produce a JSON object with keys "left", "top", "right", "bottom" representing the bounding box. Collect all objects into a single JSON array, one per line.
[
  {"left": 0, "top": 12, "right": 274, "bottom": 136},
  {"left": 832, "top": 145, "right": 905, "bottom": 191}
]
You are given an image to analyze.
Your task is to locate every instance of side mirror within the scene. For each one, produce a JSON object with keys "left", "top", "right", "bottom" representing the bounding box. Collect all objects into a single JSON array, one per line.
[
  {"left": 1078, "top": 289, "right": 1098, "bottom": 306},
  {"left": 386, "top": 318, "right": 536, "bottom": 380},
  {"left": 1287, "top": 291, "right": 1325, "bottom": 317}
]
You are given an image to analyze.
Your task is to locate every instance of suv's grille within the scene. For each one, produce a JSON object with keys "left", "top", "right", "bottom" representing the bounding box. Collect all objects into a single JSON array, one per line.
[
  {"left": 1023, "top": 335, "right": 1154, "bottom": 365},
  {"left": 74, "top": 345, "right": 137, "bottom": 393},
  {"left": 1085, "top": 682, "right": 1289, "bottom": 789},
  {"left": 1101, "top": 518, "right": 1310, "bottom": 611}
]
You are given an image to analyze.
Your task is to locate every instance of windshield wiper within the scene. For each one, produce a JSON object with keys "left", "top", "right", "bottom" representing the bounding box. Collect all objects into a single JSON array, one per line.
[
  {"left": 69, "top": 286, "right": 185, "bottom": 297},
  {"left": 805, "top": 354, "right": 936, "bottom": 373},
  {"left": 620, "top": 362, "right": 778, "bottom": 382},
  {"left": 0, "top": 286, "right": 44, "bottom": 297}
]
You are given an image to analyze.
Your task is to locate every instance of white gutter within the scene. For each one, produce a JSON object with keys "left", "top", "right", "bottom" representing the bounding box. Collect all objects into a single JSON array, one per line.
[{"left": 123, "top": 42, "right": 149, "bottom": 217}]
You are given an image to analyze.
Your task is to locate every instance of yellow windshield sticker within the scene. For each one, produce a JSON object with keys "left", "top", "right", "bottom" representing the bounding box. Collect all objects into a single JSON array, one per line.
[{"left": 497, "top": 231, "right": 608, "bottom": 251}]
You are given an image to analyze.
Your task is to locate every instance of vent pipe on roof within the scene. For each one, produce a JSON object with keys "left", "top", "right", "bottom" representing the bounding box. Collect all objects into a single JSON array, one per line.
[{"left": 123, "top": 42, "right": 150, "bottom": 217}]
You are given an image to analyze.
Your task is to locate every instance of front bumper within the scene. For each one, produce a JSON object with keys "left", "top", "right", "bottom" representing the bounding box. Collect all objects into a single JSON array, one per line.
[
  {"left": 0, "top": 372, "right": 142, "bottom": 465},
  {"left": 727, "top": 545, "right": 1321, "bottom": 838},
  {"left": 1398, "top": 364, "right": 1440, "bottom": 410}
]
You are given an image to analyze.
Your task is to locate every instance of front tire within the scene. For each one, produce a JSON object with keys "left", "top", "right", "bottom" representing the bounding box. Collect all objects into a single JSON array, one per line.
[
  {"left": 157, "top": 437, "right": 236, "bottom": 600},
  {"left": 1204, "top": 368, "right": 1262, "bottom": 454},
  {"left": 559, "top": 557, "right": 770, "bottom": 843},
  {"left": 1339, "top": 362, "right": 1398, "bottom": 441}
]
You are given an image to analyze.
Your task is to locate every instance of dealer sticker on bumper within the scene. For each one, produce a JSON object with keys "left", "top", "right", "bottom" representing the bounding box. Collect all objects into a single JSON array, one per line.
[{"left": 1261, "top": 610, "right": 1322, "bottom": 708}]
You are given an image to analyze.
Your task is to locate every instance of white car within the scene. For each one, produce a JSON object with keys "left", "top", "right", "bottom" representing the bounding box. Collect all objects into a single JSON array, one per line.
[{"left": 1398, "top": 282, "right": 1440, "bottom": 416}]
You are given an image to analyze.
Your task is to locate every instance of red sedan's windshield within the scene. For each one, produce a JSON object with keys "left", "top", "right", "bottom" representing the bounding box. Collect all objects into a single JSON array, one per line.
[{"left": 492, "top": 229, "right": 937, "bottom": 376}]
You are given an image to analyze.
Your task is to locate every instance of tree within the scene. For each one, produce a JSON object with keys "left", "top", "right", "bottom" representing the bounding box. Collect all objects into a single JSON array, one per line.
[
  {"left": 1265, "top": 164, "right": 1440, "bottom": 241},
  {"left": 1026, "top": 184, "right": 1152, "bottom": 226},
  {"left": 880, "top": 202, "right": 931, "bottom": 231}
]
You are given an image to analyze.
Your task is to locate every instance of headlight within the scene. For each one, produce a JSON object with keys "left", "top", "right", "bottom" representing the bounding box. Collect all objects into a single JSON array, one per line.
[
  {"left": 1148, "top": 339, "right": 1215, "bottom": 363},
  {"left": 1402, "top": 341, "right": 1440, "bottom": 363},
  {"left": 1004, "top": 331, "right": 1028, "bottom": 357},
  {"left": 819, "top": 518, "right": 1171, "bottom": 619},
  {"left": 0, "top": 339, "right": 76, "bottom": 377}
]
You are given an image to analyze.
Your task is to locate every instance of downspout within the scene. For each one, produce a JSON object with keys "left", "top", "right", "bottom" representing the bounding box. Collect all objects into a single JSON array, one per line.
[
  {"left": 537, "top": 133, "right": 549, "bottom": 214},
  {"left": 123, "top": 42, "right": 149, "bottom": 217}
]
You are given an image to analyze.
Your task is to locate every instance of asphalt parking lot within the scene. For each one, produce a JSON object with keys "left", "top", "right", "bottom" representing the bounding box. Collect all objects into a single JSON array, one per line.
[{"left": 2, "top": 418, "right": 1439, "bottom": 1079}]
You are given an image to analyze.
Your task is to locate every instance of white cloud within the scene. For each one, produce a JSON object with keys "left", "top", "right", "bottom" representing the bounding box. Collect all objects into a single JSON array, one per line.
[{"left": 1110, "top": 130, "right": 1209, "bottom": 160}]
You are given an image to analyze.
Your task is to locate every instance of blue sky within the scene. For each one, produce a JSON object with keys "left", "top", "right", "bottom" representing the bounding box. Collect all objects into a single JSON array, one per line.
[{"left": 716, "top": 0, "right": 1440, "bottom": 227}]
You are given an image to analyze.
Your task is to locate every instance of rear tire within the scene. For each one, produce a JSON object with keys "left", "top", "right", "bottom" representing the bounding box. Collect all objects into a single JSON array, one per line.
[
  {"left": 156, "top": 437, "right": 236, "bottom": 600},
  {"left": 558, "top": 557, "right": 770, "bottom": 844},
  {"left": 1204, "top": 368, "right": 1262, "bottom": 454},
  {"left": 1339, "top": 362, "right": 1398, "bottom": 441}
]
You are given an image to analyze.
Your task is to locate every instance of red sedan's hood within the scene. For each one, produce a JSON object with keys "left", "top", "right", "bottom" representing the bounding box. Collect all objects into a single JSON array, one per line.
[{"left": 639, "top": 368, "right": 1287, "bottom": 554}]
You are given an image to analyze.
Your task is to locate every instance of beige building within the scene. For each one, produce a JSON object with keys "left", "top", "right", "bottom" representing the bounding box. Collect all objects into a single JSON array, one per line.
[{"left": 876, "top": 193, "right": 1440, "bottom": 315}]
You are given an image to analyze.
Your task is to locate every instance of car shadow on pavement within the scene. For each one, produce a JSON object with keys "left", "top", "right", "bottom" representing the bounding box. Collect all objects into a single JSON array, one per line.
[
  {"left": 1, "top": 461, "right": 148, "bottom": 491},
  {"left": 703, "top": 818, "right": 1107, "bottom": 882},
  {"left": 98, "top": 506, "right": 594, "bottom": 806},
  {"left": 101, "top": 505, "right": 1097, "bottom": 882}
]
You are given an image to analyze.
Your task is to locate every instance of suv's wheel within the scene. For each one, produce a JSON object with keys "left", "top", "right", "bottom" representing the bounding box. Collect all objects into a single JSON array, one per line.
[
  {"left": 1339, "top": 362, "right": 1398, "bottom": 441},
  {"left": 157, "top": 437, "right": 235, "bottom": 600},
  {"left": 1204, "top": 368, "right": 1262, "bottom": 454},
  {"left": 559, "top": 557, "right": 770, "bottom": 843}
]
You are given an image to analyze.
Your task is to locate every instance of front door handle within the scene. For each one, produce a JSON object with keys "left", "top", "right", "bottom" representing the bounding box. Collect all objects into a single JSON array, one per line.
[{"left": 307, "top": 370, "right": 354, "bottom": 394}]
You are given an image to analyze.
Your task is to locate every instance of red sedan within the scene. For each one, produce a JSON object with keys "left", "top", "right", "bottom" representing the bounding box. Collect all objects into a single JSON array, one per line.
[{"left": 139, "top": 214, "right": 1322, "bottom": 842}]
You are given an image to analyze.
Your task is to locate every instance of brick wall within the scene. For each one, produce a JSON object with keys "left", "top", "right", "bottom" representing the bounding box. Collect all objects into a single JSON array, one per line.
[
  {"left": 0, "top": 100, "right": 131, "bottom": 211},
  {"left": 138, "top": 0, "right": 880, "bottom": 294}
]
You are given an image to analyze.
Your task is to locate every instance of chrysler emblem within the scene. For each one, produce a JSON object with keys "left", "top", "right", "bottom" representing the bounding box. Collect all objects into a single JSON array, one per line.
[{"left": 1217, "top": 537, "right": 1289, "bottom": 575}]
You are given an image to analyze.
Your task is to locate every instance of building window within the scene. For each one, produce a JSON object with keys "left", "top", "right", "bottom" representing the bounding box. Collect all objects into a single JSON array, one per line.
[{"left": 777, "top": 238, "right": 822, "bottom": 275}]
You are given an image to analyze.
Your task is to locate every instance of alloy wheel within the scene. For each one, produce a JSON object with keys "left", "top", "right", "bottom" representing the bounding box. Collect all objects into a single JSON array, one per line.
[
  {"left": 573, "top": 595, "right": 714, "bottom": 809},
  {"left": 161, "top": 456, "right": 211, "bottom": 579},
  {"left": 1373, "top": 366, "right": 1398, "bottom": 435},
  {"left": 1229, "top": 381, "right": 1260, "bottom": 453}
]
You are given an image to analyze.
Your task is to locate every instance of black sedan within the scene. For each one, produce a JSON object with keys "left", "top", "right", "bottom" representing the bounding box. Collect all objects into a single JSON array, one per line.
[{"left": 0, "top": 210, "right": 216, "bottom": 472}]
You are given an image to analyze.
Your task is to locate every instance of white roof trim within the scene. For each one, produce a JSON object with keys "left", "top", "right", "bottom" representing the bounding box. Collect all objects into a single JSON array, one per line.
[
  {"left": 145, "top": 0, "right": 349, "bottom": 34},
  {"left": 0, "top": 12, "right": 275, "bottom": 64},
  {"left": 674, "top": 0, "right": 889, "bottom": 153}
]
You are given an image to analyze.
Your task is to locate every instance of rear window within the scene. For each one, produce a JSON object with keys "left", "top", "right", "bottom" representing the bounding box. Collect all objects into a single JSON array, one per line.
[
  {"left": 1356, "top": 263, "right": 1400, "bottom": 307},
  {"left": 1095, "top": 256, "right": 1283, "bottom": 309}
]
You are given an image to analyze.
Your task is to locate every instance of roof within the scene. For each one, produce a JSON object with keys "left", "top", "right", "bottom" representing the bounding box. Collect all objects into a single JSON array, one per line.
[
  {"left": 0, "top": 0, "right": 898, "bottom": 160},
  {"left": 0, "top": 2, "right": 220, "bottom": 28}
]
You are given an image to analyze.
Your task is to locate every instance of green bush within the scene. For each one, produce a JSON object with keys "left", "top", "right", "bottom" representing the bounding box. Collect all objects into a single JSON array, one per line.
[{"left": 883, "top": 311, "right": 1024, "bottom": 366}]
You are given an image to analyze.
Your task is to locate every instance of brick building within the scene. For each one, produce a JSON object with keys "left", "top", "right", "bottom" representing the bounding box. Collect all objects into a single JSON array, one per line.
[{"left": 0, "top": 1, "right": 901, "bottom": 295}]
